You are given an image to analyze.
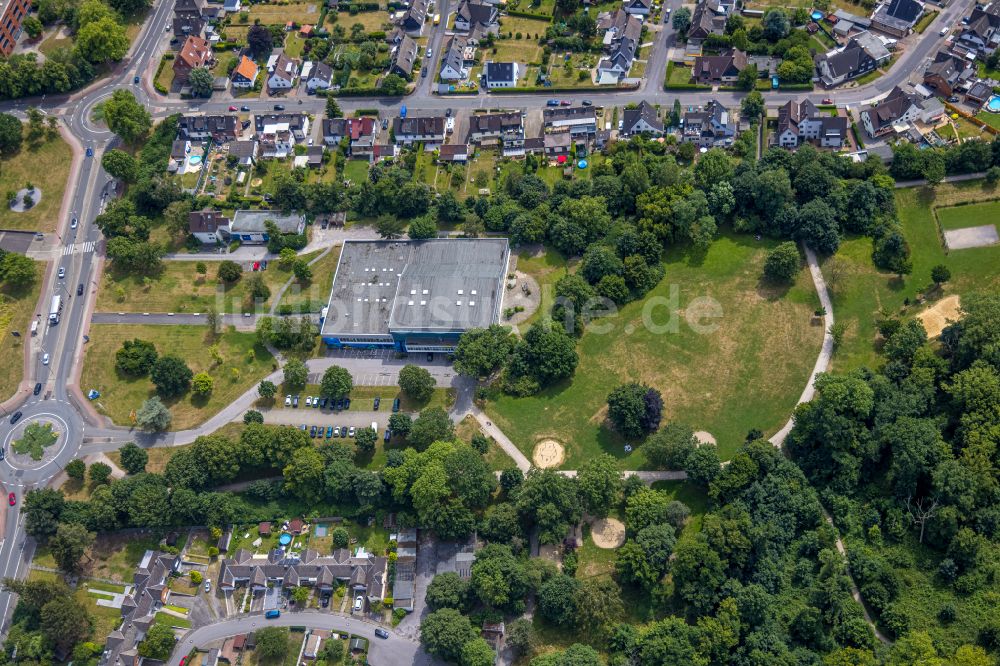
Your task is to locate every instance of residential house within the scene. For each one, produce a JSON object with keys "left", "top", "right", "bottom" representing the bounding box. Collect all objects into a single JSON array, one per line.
[
  {"left": 543, "top": 131, "right": 572, "bottom": 157},
  {"left": 259, "top": 522, "right": 272, "bottom": 536},
  {"left": 870, "top": 0, "right": 923, "bottom": 38},
  {"left": 692, "top": 48, "right": 747, "bottom": 85},
  {"left": 228, "top": 140, "right": 258, "bottom": 166},
  {"left": 439, "top": 36, "right": 470, "bottom": 80},
  {"left": 623, "top": 0, "right": 651, "bottom": 16},
  {"left": 966, "top": 80, "right": 994, "bottom": 106},
  {"left": 254, "top": 114, "right": 310, "bottom": 141},
  {"left": 681, "top": 99, "right": 737, "bottom": 147},
  {"left": 957, "top": 8, "right": 999, "bottom": 55},
  {"left": 543, "top": 106, "right": 598, "bottom": 140},
  {"left": 923, "top": 51, "right": 973, "bottom": 97},
  {"left": 218, "top": 547, "right": 388, "bottom": 606},
  {"left": 687, "top": 0, "right": 726, "bottom": 44},
  {"left": 621, "top": 100, "right": 664, "bottom": 136},
  {"left": 170, "top": 140, "right": 189, "bottom": 170},
  {"left": 305, "top": 61, "right": 334, "bottom": 91},
  {"left": 304, "top": 634, "right": 325, "bottom": 660},
  {"left": 859, "top": 85, "right": 923, "bottom": 137},
  {"left": 173, "top": 35, "right": 214, "bottom": 83},
  {"left": 775, "top": 99, "right": 848, "bottom": 148},
  {"left": 454, "top": 0, "right": 498, "bottom": 32},
  {"left": 231, "top": 56, "right": 259, "bottom": 88},
  {"left": 322, "top": 116, "right": 377, "bottom": 156},
  {"left": 173, "top": 0, "right": 206, "bottom": 38},
  {"left": 178, "top": 115, "right": 238, "bottom": 142},
  {"left": 439, "top": 144, "right": 469, "bottom": 162},
  {"left": 371, "top": 144, "right": 397, "bottom": 162},
  {"left": 815, "top": 32, "right": 890, "bottom": 87},
  {"left": 227, "top": 210, "right": 306, "bottom": 243},
  {"left": 485, "top": 61, "right": 519, "bottom": 88},
  {"left": 100, "top": 552, "right": 181, "bottom": 666},
  {"left": 467, "top": 112, "right": 525, "bottom": 155},
  {"left": 188, "top": 209, "right": 230, "bottom": 244},
  {"left": 224, "top": 0, "right": 241, "bottom": 11},
  {"left": 392, "top": 116, "right": 446, "bottom": 147},
  {"left": 267, "top": 52, "right": 299, "bottom": 90},
  {"left": 400, "top": 0, "right": 428, "bottom": 36},
  {"left": 306, "top": 145, "right": 324, "bottom": 168},
  {"left": 390, "top": 35, "right": 418, "bottom": 79},
  {"left": 596, "top": 9, "right": 641, "bottom": 84}
]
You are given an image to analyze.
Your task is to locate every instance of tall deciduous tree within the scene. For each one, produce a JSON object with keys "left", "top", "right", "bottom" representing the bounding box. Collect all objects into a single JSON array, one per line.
[
  {"left": 118, "top": 442, "right": 148, "bottom": 474},
  {"left": 320, "top": 365, "right": 353, "bottom": 399},
  {"left": 398, "top": 364, "right": 435, "bottom": 402},
  {"left": 102, "top": 90, "right": 151, "bottom": 143}
]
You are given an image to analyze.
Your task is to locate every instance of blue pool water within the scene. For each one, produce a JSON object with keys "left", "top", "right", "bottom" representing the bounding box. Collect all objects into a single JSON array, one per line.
[
  {"left": 987, "top": 95, "right": 1000, "bottom": 113},
  {"left": 278, "top": 533, "right": 292, "bottom": 546},
  {"left": 188, "top": 154, "right": 202, "bottom": 166},
  {"left": 811, "top": 10, "right": 823, "bottom": 20}
]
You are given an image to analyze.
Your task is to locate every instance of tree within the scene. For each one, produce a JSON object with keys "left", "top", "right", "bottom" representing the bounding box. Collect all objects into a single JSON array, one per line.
[
  {"left": 326, "top": 97, "right": 342, "bottom": 118},
  {"left": 136, "top": 396, "right": 172, "bottom": 431},
  {"left": 65, "top": 458, "right": 86, "bottom": 481},
  {"left": 242, "top": 409, "right": 263, "bottom": 425},
  {"left": 151, "top": 355, "right": 193, "bottom": 397},
  {"left": 873, "top": 229, "right": 912, "bottom": 277},
  {"left": 575, "top": 578, "right": 624, "bottom": 641},
  {"left": 115, "top": 338, "right": 157, "bottom": 376},
  {"left": 461, "top": 638, "right": 495, "bottom": 666},
  {"left": 408, "top": 407, "right": 455, "bottom": 447},
  {"left": 388, "top": 413, "right": 412, "bottom": 437},
  {"left": 188, "top": 67, "right": 214, "bottom": 97},
  {"left": 293, "top": 259, "right": 312, "bottom": 283},
  {"left": 737, "top": 63, "right": 759, "bottom": 92},
  {"left": 506, "top": 618, "right": 534, "bottom": 656},
  {"left": 538, "top": 574, "right": 580, "bottom": 627},
  {"left": 931, "top": 264, "right": 951, "bottom": 286},
  {"left": 192, "top": 372, "right": 214, "bottom": 396},
  {"left": 644, "top": 423, "right": 697, "bottom": 469},
  {"left": 283, "top": 358, "right": 308, "bottom": 390},
  {"left": 763, "top": 241, "right": 800, "bottom": 283},
  {"left": 399, "top": 364, "right": 435, "bottom": 402},
  {"left": 41, "top": 596, "right": 92, "bottom": 655},
  {"left": 282, "top": 447, "right": 325, "bottom": 502},
  {"left": 408, "top": 215, "right": 437, "bottom": 240},
  {"left": 354, "top": 427, "right": 377, "bottom": 454},
  {"left": 762, "top": 8, "right": 789, "bottom": 40},
  {"left": 376, "top": 214, "right": 406, "bottom": 239},
  {"left": 246, "top": 23, "right": 273, "bottom": 57},
  {"left": 253, "top": 627, "right": 288, "bottom": 660},
  {"left": 0, "top": 253, "right": 36, "bottom": 288},
  {"left": 453, "top": 325, "right": 517, "bottom": 378},
  {"left": 217, "top": 260, "right": 243, "bottom": 283},
  {"left": 672, "top": 6, "right": 691, "bottom": 34},
  {"left": 515, "top": 469, "right": 581, "bottom": 545},
  {"left": 469, "top": 544, "right": 531, "bottom": 613},
  {"left": 332, "top": 527, "right": 349, "bottom": 548},
  {"left": 119, "top": 442, "right": 148, "bottom": 474},
  {"left": 607, "top": 382, "right": 661, "bottom": 438},
  {"left": 420, "top": 608, "right": 478, "bottom": 663},
  {"left": 426, "top": 572, "right": 469, "bottom": 611},
  {"left": 0, "top": 113, "right": 22, "bottom": 155},
  {"left": 102, "top": 148, "right": 139, "bottom": 183},
  {"left": 101, "top": 90, "right": 149, "bottom": 143},
  {"left": 509, "top": 322, "right": 578, "bottom": 388},
  {"left": 138, "top": 624, "right": 176, "bottom": 660},
  {"left": 108, "top": 0, "right": 151, "bottom": 13},
  {"left": 685, "top": 444, "right": 721, "bottom": 486},
  {"left": 576, "top": 453, "right": 622, "bottom": 516},
  {"left": 75, "top": 16, "right": 129, "bottom": 63},
  {"left": 49, "top": 522, "right": 95, "bottom": 573},
  {"left": 258, "top": 380, "right": 277, "bottom": 400},
  {"left": 89, "top": 461, "right": 112, "bottom": 484},
  {"left": 320, "top": 365, "right": 353, "bottom": 399}
]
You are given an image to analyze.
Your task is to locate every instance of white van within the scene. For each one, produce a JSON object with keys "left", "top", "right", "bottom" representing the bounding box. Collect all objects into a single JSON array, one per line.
[{"left": 371, "top": 421, "right": 378, "bottom": 435}]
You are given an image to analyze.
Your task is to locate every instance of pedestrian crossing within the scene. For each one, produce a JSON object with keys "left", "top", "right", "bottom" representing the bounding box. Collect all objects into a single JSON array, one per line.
[{"left": 61, "top": 241, "right": 96, "bottom": 256}]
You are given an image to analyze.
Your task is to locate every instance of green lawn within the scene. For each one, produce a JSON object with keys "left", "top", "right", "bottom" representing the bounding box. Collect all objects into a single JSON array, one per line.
[
  {"left": 976, "top": 111, "right": 1000, "bottom": 132},
  {"left": 665, "top": 62, "right": 695, "bottom": 87},
  {"left": 486, "top": 233, "right": 823, "bottom": 465},
  {"left": 86, "top": 533, "right": 164, "bottom": 582},
  {"left": 935, "top": 200, "right": 1000, "bottom": 231},
  {"left": 0, "top": 132, "right": 73, "bottom": 232},
  {"left": 81, "top": 324, "right": 275, "bottom": 430},
  {"left": 248, "top": 2, "right": 320, "bottom": 24},
  {"left": 490, "top": 37, "right": 545, "bottom": 65},
  {"left": 0, "top": 261, "right": 42, "bottom": 401},
  {"left": 278, "top": 245, "right": 342, "bottom": 313},
  {"left": 514, "top": 248, "right": 570, "bottom": 331},
  {"left": 342, "top": 159, "right": 370, "bottom": 184},
  {"left": 826, "top": 180, "right": 1000, "bottom": 371},
  {"left": 13, "top": 422, "right": 58, "bottom": 460},
  {"left": 335, "top": 10, "right": 392, "bottom": 33}
]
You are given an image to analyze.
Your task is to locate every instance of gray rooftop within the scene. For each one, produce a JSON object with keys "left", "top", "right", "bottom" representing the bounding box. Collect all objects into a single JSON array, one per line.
[
  {"left": 230, "top": 210, "right": 305, "bottom": 234},
  {"left": 322, "top": 239, "right": 509, "bottom": 337}
]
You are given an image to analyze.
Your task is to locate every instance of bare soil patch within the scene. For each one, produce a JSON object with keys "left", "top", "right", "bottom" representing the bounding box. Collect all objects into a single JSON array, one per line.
[
  {"left": 918, "top": 294, "right": 961, "bottom": 338},
  {"left": 532, "top": 438, "right": 565, "bottom": 468},
  {"left": 589, "top": 517, "right": 626, "bottom": 549},
  {"left": 694, "top": 431, "right": 716, "bottom": 446}
]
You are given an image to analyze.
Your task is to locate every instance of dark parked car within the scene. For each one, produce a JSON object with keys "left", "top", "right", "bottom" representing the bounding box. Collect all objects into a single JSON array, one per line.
[
  {"left": 293, "top": 395, "right": 299, "bottom": 407},
  {"left": 344, "top": 398, "right": 351, "bottom": 410},
  {"left": 581, "top": 99, "right": 593, "bottom": 106},
  {"left": 77, "top": 283, "right": 84, "bottom": 296},
  {"left": 309, "top": 425, "right": 317, "bottom": 437},
  {"left": 373, "top": 396, "right": 381, "bottom": 410},
  {"left": 384, "top": 429, "right": 391, "bottom": 442},
  {"left": 392, "top": 398, "right": 400, "bottom": 412},
  {"left": 33, "top": 382, "right": 42, "bottom": 395},
  {"left": 241, "top": 105, "right": 251, "bottom": 112},
  {"left": 320, "top": 397, "right": 328, "bottom": 408},
  {"left": 274, "top": 104, "right": 285, "bottom": 110},
  {"left": 326, "top": 426, "right": 333, "bottom": 438},
  {"left": 133, "top": 75, "right": 140, "bottom": 84},
  {"left": 374, "top": 628, "right": 389, "bottom": 639},
  {"left": 0, "top": 448, "right": 5, "bottom": 460},
  {"left": 9, "top": 411, "right": 22, "bottom": 425},
  {"left": 546, "top": 99, "right": 559, "bottom": 106}
]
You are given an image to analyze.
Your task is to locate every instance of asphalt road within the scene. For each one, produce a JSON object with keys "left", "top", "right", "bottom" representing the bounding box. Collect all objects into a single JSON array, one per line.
[{"left": 168, "top": 612, "right": 440, "bottom": 666}]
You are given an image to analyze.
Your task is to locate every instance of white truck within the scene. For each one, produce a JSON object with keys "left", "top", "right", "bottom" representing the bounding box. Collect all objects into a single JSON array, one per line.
[{"left": 48, "top": 295, "right": 62, "bottom": 324}]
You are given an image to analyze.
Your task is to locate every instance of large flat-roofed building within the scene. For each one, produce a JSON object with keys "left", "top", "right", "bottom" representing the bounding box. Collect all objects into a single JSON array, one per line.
[{"left": 321, "top": 239, "right": 510, "bottom": 352}]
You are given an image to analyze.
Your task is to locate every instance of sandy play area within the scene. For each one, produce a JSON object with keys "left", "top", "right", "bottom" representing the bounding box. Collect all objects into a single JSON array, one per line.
[
  {"left": 694, "top": 431, "right": 717, "bottom": 446},
  {"left": 533, "top": 439, "right": 565, "bottom": 468},
  {"left": 918, "top": 295, "right": 961, "bottom": 338},
  {"left": 589, "top": 517, "right": 626, "bottom": 549},
  {"left": 943, "top": 225, "right": 999, "bottom": 250}
]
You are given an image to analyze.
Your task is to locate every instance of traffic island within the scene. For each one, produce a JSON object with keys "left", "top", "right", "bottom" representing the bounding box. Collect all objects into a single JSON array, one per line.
[{"left": 8, "top": 417, "right": 62, "bottom": 465}]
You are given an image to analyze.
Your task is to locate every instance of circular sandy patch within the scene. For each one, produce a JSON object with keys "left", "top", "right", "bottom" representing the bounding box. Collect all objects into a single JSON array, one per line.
[
  {"left": 694, "top": 431, "right": 716, "bottom": 446},
  {"left": 917, "top": 294, "right": 961, "bottom": 339},
  {"left": 532, "top": 439, "right": 565, "bottom": 469},
  {"left": 250, "top": 178, "right": 263, "bottom": 187},
  {"left": 590, "top": 517, "right": 626, "bottom": 549}
]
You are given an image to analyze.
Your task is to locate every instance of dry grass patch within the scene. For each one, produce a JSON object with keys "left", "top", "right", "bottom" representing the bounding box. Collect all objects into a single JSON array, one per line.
[
  {"left": 0, "top": 261, "right": 42, "bottom": 401},
  {"left": 0, "top": 133, "right": 73, "bottom": 232}
]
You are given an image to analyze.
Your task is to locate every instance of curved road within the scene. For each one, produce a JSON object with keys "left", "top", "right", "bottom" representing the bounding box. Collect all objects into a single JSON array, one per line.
[{"left": 169, "top": 613, "right": 438, "bottom": 666}]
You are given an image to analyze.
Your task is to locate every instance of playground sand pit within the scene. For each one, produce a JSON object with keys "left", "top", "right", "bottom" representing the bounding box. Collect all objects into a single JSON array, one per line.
[
  {"left": 694, "top": 431, "right": 717, "bottom": 446},
  {"left": 918, "top": 295, "right": 961, "bottom": 338},
  {"left": 943, "top": 224, "right": 999, "bottom": 250},
  {"left": 589, "top": 517, "right": 626, "bottom": 549},
  {"left": 532, "top": 439, "right": 565, "bottom": 468}
]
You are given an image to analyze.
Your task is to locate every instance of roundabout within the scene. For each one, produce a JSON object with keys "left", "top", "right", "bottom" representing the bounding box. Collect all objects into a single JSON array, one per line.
[{"left": 3, "top": 412, "right": 71, "bottom": 469}]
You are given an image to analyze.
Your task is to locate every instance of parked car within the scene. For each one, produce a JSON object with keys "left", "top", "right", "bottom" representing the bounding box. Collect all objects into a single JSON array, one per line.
[
  {"left": 353, "top": 596, "right": 364, "bottom": 611},
  {"left": 384, "top": 429, "right": 391, "bottom": 442},
  {"left": 320, "top": 397, "right": 328, "bottom": 408},
  {"left": 77, "top": 283, "right": 84, "bottom": 296},
  {"left": 265, "top": 610, "right": 281, "bottom": 619},
  {"left": 41, "top": 353, "right": 50, "bottom": 365},
  {"left": 344, "top": 398, "right": 351, "bottom": 410},
  {"left": 285, "top": 395, "right": 292, "bottom": 406},
  {"left": 205, "top": 581, "right": 211, "bottom": 592},
  {"left": 348, "top": 426, "right": 356, "bottom": 437},
  {"left": 310, "top": 425, "right": 317, "bottom": 437},
  {"left": 326, "top": 426, "right": 333, "bottom": 438},
  {"left": 948, "top": 95, "right": 960, "bottom": 102},
  {"left": 313, "top": 396, "right": 320, "bottom": 408},
  {"left": 374, "top": 628, "right": 389, "bottom": 639},
  {"left": 426, "top": 47, "right": 432, "bottom": 57},
  {"left": 8, "top": 493, "right": 15, "bottom": 506},
  {"left": 373, "top": 396, "right": 381, "bottom": 410},
  {"left": 86, "top": 147, "right": 93, "bottom": 157},
  {"left": 559, "top": 100, "right": 571, "bottom": 106},
  {"left": 582, "top": 99, "right": 593, "bottom": 106},
  {"left": 333, "top": 426, "right": 341, "bottom": 437},
  {"left": 241, "top": 105, "right": 251, "bottom": 112},
  {"left": 70, "top": 217, "right": 78, "bottom": 229},
  {"left": 321, "top": 594, "right": 330, "bottom": 608},
  {"left": 305, "top": 396, "right": 312, "bottom": 407},
  {"left": 274, "top": 104, "right": 285, "bottom": 110},
  {"left": 293, "top": 395, "right": 299, "bottom": 407},
  {"left": 9, "top": 411, "right": 22, "bottom": 425},
  {"left": 133, "top": 75, "right": 140, "bottom": 84},
  {"left": 0, "top": 448, "right": 5, "bottom": 460},
  {"left": 822, "top": 97, "right": 833, "bottom": 104},
  {"left": 546, "top": 99, "right": 560, "bottom": 106},
  {"left": 392, "top": 398, "right": 400, "bottom": 412},
  {"left": 445, "top": 108, "right": 452, "bottom": 117},
  {"left": 57, "top": 267, "right": 65, "bottom": 279},
  {"left": 33, "top": 382, "right": 42, "bottom": 396},
  {"left": 229, "top": 105, "right": 238, "bottom": 111}
]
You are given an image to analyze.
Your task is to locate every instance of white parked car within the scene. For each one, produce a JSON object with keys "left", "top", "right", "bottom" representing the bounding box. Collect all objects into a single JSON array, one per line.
[
  {"left": 70, "top": 217, "right": 78, "bottom": 229},
  {"left": 305, "top": 396, "right": 312, "bottom": 407},
  {"left": 58, "top": 267, "right": 66, "bottom": 278},
  {"left": 353, "top": 596, "right": 364, "bottom": 612},
  {"left": 41, "top": 353, "right": 50, "bottom": 365},
  {"left": 285, "top": 395, "right": 292, "bottom": 406}
]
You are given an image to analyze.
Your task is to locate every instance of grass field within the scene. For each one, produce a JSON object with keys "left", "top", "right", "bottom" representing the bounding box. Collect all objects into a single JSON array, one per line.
[
  {"left": 335, "top": 10, "right": 392, "bottom": 33},
  {"left": 277, "top": 245, "right": 342, "bottom": 313},
  {"left": 342, "top": 159, "right": 370, "bottom": 184},
  {"left": 96, "top": 259, "right": 308, "bottom": 314},
  {"left": 248, "top": 2, "right": 320, "bottom": 24},
  {"left": 81, "top": 324, "right": 275, "bottom": 430},
  {"left": 486, "top": 234, "right": 823, "bottom": 466},
  {"left": 0, "top": 261, "right": 42, "bottom": 401},
  {"left": 936, "top": 200, "right": 1000, "bottom": 231},
  {"left": 826, "top": 180, "right": 1000, "bottom": 371},
  {"left": 490, "top": 37, "right": 545, "bottom": 64},
  {"left": 977, "top": 111, "right": 1000, "bottom": 132},
  {"left": 513, "top": 247, "right": 570, "bottom": 331},
  {"left": 665, "top": 62, "right": 695, "bottom": 87},
  {"left": 498, "top": 15, "right": 551, "bottom": 40},
  {"left": 0, "top": 133, "right": 73, "bottom": 232}
]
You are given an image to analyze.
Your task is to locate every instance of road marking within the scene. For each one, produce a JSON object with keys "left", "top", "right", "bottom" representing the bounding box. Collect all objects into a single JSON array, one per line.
[{"left": 62, "top": 241, "right": 96, "bottom": 256}]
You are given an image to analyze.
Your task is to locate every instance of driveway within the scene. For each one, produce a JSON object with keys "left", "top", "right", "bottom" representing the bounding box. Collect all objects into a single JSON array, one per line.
[{"left": 394, "top": 532, "right": 437, "bottom": 642}]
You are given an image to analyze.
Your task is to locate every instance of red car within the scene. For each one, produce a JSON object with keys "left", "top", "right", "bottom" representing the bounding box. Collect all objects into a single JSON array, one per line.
[
  {"left": 559, "top": 100, "right": 571, "bottom": 106},
  {"left": 822, "top": 97, "right": 833, "bottom": 104},
  {"left": 8, "top": 493, "right": 15, "bottom": 506},
  {"left": 228, "top": 105, "right": 238, "bottom": 112},
  {"left": 179, "top": 658, "right": 187, "bottom": 666}
]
